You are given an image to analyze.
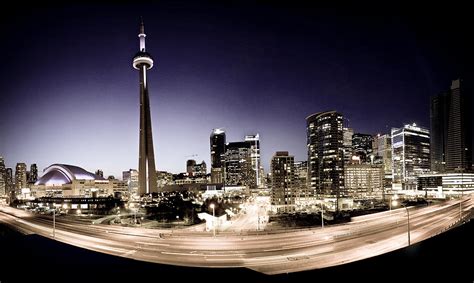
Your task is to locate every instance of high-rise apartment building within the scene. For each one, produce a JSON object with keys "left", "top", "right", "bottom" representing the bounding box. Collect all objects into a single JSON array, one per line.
[
  {"left": 271, "top": 151, "right": 295, "bottom": 212},
  {"left": 306, "top": 111, "right": 345, "bottom": 202},
  {"left": 210, "top": 128, "right": 226, "bottom": 183}
]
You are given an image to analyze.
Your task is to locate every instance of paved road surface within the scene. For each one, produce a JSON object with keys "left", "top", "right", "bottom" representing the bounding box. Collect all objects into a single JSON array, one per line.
[{"left": 0, "top": 196, "right": 471, "bottom": 275}]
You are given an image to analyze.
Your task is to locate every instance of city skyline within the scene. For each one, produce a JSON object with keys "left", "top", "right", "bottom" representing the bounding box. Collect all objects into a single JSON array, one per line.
[{"left": 0, "top": 2, "right": 472, "bottom": 177}]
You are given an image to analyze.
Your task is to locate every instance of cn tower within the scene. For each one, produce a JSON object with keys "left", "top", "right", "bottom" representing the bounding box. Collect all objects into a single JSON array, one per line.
[{"left": 133, "top": 19, "right": 157, "bottom": 195}]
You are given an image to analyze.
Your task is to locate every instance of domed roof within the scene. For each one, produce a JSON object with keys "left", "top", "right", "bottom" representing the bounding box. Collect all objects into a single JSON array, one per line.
[{"left": 34, "top": 164, "right": 105, "bottom": 186}]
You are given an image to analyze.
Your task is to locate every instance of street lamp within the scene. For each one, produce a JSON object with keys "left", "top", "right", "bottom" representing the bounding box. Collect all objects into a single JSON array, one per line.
[
  {"left": 210, "top": 203, "right": 216, "bottom": 237},
  {"left": 400, "top": 202, "right": 410, "bottom": 246},
  {"left": 257, "top": 204, "right": 260, "bottom": 231},
  {"left": 321, "top": 204, "right": 324, "bottom": 229},
  {"left": 53, "top": 206, "right": 56, "bottom": 239},
  {"left": 389, "top": 194, "right": 399, "bottom": 214},
  {"left": 405, "top": 205, "right": 410, "bottom": 246},
  {"left": 390, "top": 199, "right": 398, "bottom": 214},
  {"left": 392, "top": 199, "right": 410, "bottom": 245}
]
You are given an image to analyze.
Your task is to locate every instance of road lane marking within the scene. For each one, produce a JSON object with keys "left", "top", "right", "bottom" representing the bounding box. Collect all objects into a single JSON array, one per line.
[{"left": 136, "top": 241, "right": 170, "bottom": 247}]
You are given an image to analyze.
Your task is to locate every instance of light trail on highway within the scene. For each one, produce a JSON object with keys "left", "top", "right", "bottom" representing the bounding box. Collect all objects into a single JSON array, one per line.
[{"left": 0, "top": 196, "right": 472, "bottom": 275}]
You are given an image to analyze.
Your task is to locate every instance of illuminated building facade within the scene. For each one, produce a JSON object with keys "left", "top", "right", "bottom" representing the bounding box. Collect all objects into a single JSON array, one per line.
[
  {"left": 391, "top": 123, "right": 430, "bottom": 191},
  {"left": 0, "top": 157, "right": 5, "bottom": 196},
  {"left": 5, "top": 168, "right": 13, "bottom": 194},
  {"left": 344, "top": 164, "right": 384, "bottom": 199},
  {"left": 418, "top": 172, "right": 474, "bottom": 196},
  {"left": 294, "top": 161, "right": 308, "bottom": 200},
  {"left": 15, "top": 163, "right": 27, "bottom": 190},
  {"left": 224, "top": 141, "right": 253, "bottom": 188},
  {"left": 244, "top": 134, "right": 262, "bottom": 188},
  {"left": 187, "top": 160, "right": 207, "bottom": 177},
  {"left": 352, "top": 133, "right": 373, "bottom": 163},
  {"left": 123, "top": 169, "right": 139, "bottom": 193},
  {"left": 343, "top": 127, "right": 354, "bottom": 164},
  {"left": 29, "top": 163, "right": 38, "bottom": 184},
  {"left": 156, "top": 171, "right": 173, "bottom": 188},
  {"left": 373, "top": 133, "right": 393, "bottom": 191},
  {"left": 271, "top": 151, "right": 295, "bottom": 212},
  {"left": 32, "top": 164, "right": 127, "bottom": 198},
  {"left": 210, "top": 128, "right": 226, "bottom": 183},
  {"left": 306, "top": 111, "right": 345, "bottom": 201}
]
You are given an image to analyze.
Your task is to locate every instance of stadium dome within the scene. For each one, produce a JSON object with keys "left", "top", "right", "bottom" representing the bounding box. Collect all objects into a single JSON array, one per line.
[{"left": 34, "top": 164, "right": 105, "bottom": 186}]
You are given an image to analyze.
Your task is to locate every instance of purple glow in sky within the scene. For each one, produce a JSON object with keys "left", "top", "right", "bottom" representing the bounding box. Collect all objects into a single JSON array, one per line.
[{"left": 0, "top": 2, "right": 472, "bottom": 177}]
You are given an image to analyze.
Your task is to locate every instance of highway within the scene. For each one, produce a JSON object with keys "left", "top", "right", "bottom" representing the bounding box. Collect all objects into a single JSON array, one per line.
[{"left": 0, "top": 196, "right": 472, "bottom": 275}]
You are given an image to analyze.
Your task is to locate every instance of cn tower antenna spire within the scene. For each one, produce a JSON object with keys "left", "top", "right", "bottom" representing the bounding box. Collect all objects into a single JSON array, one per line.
[
  {"left": 140, "top": 16, "right": 145, "bottom": 34},
  {"left": 138, "top": 17, "right": 146, "bottom": 52}
]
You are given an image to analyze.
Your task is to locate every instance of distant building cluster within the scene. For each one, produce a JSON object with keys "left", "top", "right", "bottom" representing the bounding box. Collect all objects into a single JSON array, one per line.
[{"left": 267, "top": 78, "right": 473, "bottom": 213}]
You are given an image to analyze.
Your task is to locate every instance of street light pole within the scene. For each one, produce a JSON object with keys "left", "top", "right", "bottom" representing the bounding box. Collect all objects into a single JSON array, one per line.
[
  {"left": 405, "top": 206, "right": 410, "bottom": 246},
  {"left": 53, "top": 207, "right": 56, "bottom": 239},
  {"left": 210, "top": 204, "right": 216, "bottom": 237},
  {"left": 321, "top": 205, "right": 324, "bottom": 229},
  {"left": 257, "top": 205, "right": 260, "bottom": 231}
]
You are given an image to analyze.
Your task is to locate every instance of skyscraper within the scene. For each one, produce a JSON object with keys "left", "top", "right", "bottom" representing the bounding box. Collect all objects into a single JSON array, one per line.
[
  {"left": 352, "top": 133, "right": 373, "bottom": 163},
  {"left": 271, "top": 151, "right": 295, "bottom": 213},
  {"left": 430, "top": 91, "right": 449, "bottom": 172},
  {"left": 446, "top": 79, "right": 472, "bottom": 172},
  {"left": 5, "top": 168, "right": 13, "bottom": 194},
  {"left": 29, "top": 163, "right": 38, "bottom": 183},
  {"left": 294, "top": 161, "right": 308, "bottom": 200},
  {"left": 133, "top": 19, "right": 157, "bottom": 195},
  {"left": 373, "top": 133, "right": 393, "bottom": 194},
  {"left": 244, "top": 134, "right": 262, "bottom": 188},
  {"left": 210, "top": 128, "right": 226, "bottom": 183},
  {"left": 343, "top": 127, "right": 354, "bottom": 164},
  {"left": 431, "top": 79, "right": 472, "bottom": 173},
  {"left": 391, "top": 123, "right": 430, "bottom": 191},
  {"left": 224, "top": 141, "right": 253, "bottom": 188},
  {"left": 0, "top": 157, "right": 5, "bottom": 196},
  {"left": 306, "top": 111, "right": 345, "bottom": 203},
  {"left": 15, "top": 163, "right": 27, "bottom": 190}
]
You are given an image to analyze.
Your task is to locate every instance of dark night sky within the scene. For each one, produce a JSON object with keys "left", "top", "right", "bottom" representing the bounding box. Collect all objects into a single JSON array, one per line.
[{"left": 0, "top": 1, "right": 472, "bottom": 177}]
